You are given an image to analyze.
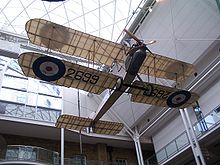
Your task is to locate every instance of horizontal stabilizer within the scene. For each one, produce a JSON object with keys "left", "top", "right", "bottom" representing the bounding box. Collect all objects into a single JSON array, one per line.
[
  {"left": 56, "top": 114, "right": 123, "bottom": 135},
  {"left": 93, "top": 120, "right": 123, "bottom": 135},
  {"left": 56, "top": 114, "right": 92, "bottom": 131}
]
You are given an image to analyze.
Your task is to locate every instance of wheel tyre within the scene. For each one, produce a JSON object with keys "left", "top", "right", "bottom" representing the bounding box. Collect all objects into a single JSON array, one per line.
[
  {"left": 143, "top": 84, "right": 153, "bottom": 96},
  {"left": 116, "top": 77, "right": 123, "bottom": 90}
]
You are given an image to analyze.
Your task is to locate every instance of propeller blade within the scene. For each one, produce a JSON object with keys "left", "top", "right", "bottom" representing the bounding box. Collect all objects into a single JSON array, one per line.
[
  {"left": 145, "top": 40, "right": 156, "bottom": 45},
  {"left": 124, "top": 29, "right": 154, "bottom": 54},
  {"left": 123, "top": 29, "right": 142, "bottom": 45}
]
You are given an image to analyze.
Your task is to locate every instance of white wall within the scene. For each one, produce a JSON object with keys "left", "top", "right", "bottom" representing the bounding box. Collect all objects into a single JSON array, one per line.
[
  {"left": 199, "top": 78, "right": 220, "bottom": 116},
  {"left": 62, "top": 87, "right": 101, "bottom": 118},
  {"left": 152, "top": 113, "right": 185, "bottom": 151},
  {"left": 152, "top": 78, "right": 220, "bottom": 152},
  {"left": 136, "top": 0, "right": 220, "bottom": 63},
  {"left": 62, "top": 87, "right": 125, "bottom": 122},
  {"left": 0, "top": 40, "right": 20, "bottom": 59},
  {"left": 137, "top": 0, "right": 220, "bottom": 152}
]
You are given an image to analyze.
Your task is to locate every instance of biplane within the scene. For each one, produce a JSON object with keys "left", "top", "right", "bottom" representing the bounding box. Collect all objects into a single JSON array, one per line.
[{"left": 18, "top": 18, "right": 199, "bottom": 135}]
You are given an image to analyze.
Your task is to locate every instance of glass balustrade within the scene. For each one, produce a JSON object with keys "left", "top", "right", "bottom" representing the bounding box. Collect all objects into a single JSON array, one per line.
[
  {"left": 0, "top": 145, "right": 138, "bottom": 165},
  {"left": 0, "top": 100, "right": 61, "bottom": 123},
  {"left": 61, "top": 159, "right": 137, "bottom": 165},
  {"left": 146, "top": 105, "right": 220, "bottom": 165},
  {"left": 0, "top": 145, "right": 59, "bottom": 164}
]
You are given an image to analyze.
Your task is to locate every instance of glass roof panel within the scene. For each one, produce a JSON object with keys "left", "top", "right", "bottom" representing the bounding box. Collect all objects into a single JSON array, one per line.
[{"left": 0, "top": 0, "right": 144, "bottom": 42}]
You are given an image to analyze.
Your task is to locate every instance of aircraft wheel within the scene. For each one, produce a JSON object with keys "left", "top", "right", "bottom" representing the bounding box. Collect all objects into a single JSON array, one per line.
[
  {"left": 116, "top": 77, "right": 123, "bottom": 89},
  {"left": 143, "top": 84, "right": 153, "bottom": 96},
  {"left": 167, "top": 90, "right": 191, "bottom": 108},
  {"left": 32, "top": 56, "right": 66, "bottom": 81}
]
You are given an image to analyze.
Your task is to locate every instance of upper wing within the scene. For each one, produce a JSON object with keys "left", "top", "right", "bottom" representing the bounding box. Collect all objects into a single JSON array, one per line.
[
  {"left": 18, "top": 52, "right": 120, "bottom": 95},
  {"left": 139, "top": 53, "right": 196, "bottom": 81},
  {"left": 56, "top": 114, "right": 123, "bottom": 135},
  {"left": 25, "top": 18, "right": 129, "bottom": 66},
  {"left": 128, "top": 80, "right": 199, "bottom": 108},
  {"left": 25, "top": 19, "right": 195, "bottom": 81}
]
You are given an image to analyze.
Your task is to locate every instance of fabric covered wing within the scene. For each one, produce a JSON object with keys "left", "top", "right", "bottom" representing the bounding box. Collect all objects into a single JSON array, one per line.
[
  {"left": 56, "top": 114, "right": 92, "bottom": 131},
  {"left": 128, "top": 80, "right": 199, "bottom": 108},
  {"left": 25, "top": 18, "right": 128, "bottom": 66},
  {"left": 18, "top": 52, "right": 119, "bottom": 95},
  {"left": 56, "top": 114, "right": 123, "bottom": 135},
  {"left": 139, "top": 53, "right": 196, "bottom": 81},
  {"left": 92, "top": 120, "right": 124, "bottom": 135}
]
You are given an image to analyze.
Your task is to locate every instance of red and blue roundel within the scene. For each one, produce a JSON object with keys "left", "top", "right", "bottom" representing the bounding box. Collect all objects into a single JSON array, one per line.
[
  {"left": 32, "top": 56, "right": 65, "bottom": 81},
  {"left": 167, "top": 90, "right": 191, "bottom": 108}
]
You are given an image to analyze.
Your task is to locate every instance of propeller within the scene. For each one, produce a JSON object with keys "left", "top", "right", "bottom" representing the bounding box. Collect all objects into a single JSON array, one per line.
[
  {"left": 123, "top": 29, "right": 155, "bottom": 92},
  {"left": 146, "top": 40, "right": 156, "bottom": 45},
  {"left": 123, "top": 29, "right": 154, "bottom": 55},
  {"left": 123, "top": 29, "right": 143, "bottom": 45}
]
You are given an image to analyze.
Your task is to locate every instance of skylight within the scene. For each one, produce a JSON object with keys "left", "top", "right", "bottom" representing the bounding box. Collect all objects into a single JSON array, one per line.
[{"left": 0, "top": 0, "right": 145, "bottom": 42}]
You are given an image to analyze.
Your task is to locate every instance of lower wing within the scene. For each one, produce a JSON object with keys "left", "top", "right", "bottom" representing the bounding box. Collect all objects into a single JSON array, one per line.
[
  {"left": 128, "top": 80, "right": 199, "bottom": 108},
  {"left": 18, "top": 52, "right": 120, "bottom": 95}
]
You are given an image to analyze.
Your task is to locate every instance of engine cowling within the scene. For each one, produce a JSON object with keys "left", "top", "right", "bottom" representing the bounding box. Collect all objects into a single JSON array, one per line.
[{"left": 125, "top": 47, "right": 147, "bottom": 75}]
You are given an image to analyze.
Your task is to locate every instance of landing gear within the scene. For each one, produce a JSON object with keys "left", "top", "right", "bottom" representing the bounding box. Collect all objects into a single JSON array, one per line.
[
  {"left": 116, "top": 77, "right": 123, "bottom": 90},
  {"left": 143, "top": 84, "right": 153, "bottom": 96}
]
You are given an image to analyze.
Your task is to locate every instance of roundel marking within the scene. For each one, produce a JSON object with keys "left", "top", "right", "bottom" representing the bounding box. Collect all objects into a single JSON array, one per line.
[
  {"left": 32, "top": 56, "right": 66, "bottom": 81},
  {"left": 167, "top": 90, "right": 191, "bottom": 108}
]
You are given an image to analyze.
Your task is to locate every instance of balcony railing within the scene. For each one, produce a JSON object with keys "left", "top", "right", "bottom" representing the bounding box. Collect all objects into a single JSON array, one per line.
[
  {"left": 0, "top": 100, "right": 61, "bottom": 123},
  {"left": 61, "top": 159, "right": 137, "bottom": 165},
  {"left": 0, "top": 145, "right": 59, "bottom": 165},
  {"left": 0, "top": 145, "right": 137, "bottom": 165},
  {"left": 146, "top": 105, "right": 220, "bottom": 165}
]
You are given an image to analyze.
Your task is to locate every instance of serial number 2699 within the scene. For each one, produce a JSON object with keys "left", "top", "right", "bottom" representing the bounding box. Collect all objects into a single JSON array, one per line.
[{"left": 65, "top": 68, "right": 100, "bottom": 84}]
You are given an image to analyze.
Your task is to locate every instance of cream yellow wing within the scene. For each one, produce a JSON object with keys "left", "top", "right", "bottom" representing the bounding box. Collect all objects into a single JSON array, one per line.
[
  {"left": 25, "top": 18, "right": 196, "bottom": 82},
  {"left": 92, "top": 120, "right": 123, "bottom": 135},
  {"left": 128, "top": 80, "right": 199, "bottom": 108},
  {"left": 139, "top": 53, "right": 196, "bottom": 81},
  {"left": 56, "top": 114, "right": 123, "bottom": 135},
  {"left": 18, "top": 52, "right": 120, "bottom": 95},
  {"left": 56, "top": 114, "right": 92, "bottom": 131},
  {"left": 25, "top": 18, "right": 128, "bottom": 66}
]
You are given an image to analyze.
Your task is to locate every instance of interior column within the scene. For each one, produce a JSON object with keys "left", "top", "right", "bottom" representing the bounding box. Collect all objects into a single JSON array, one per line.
[{"left": 180, "top": 108, "right": 206, "bottom": 165}]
